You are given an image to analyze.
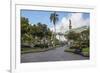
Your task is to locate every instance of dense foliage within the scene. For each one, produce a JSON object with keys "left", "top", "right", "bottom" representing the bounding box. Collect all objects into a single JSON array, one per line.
[
  {"left": 65, "top": 27, "right": 89, "bottom": 54},
  {"left": 21, "top": 17, "right": 53, "bottom": 48}
]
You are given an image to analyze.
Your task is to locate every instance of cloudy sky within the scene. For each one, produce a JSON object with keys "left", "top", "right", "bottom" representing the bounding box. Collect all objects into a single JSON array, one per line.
[{"left": 21, "top": 10, "right": 90, "bottom": 33}]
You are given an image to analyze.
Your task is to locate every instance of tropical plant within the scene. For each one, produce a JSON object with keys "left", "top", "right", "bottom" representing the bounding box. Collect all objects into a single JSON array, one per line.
[{"left": 50, "top": 12, "right": 59, "bottom": 46}]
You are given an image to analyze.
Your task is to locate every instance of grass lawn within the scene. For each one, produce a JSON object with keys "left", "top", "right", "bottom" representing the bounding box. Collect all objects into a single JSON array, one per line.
[
  {"left": 64, "top": 47, "right": 89, "bottom": 57},
  {"left": 21, "top": 47, "right": 55, "bottom": 54},
  {"left": 82, "top": 47, "right": 89, "bottom": 57}
]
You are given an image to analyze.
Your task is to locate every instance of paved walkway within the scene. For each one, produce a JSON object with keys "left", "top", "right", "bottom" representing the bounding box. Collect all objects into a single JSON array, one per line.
[{"left": 21, "top": 46, "right": 89, "bottom": 63}]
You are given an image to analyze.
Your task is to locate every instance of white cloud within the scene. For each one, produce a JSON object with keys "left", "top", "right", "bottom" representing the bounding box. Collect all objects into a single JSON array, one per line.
[
  {"left": 50, "top": 13, "right": 89, "bottom": 33},
  {"left": 50, "top": 13, "right": 89, "bottom": 41},
  {"left": 50, "top": 17, "right": 69, "bottom": 33},
  {"left": 70, "top": 13, "right": 89, "bottom": 28}
]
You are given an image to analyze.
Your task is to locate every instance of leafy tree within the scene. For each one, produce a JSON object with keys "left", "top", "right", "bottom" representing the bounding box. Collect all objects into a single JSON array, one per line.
[
  {"left": 81, "top": 28, "right": 89, "bottom": 47},
  {"left": 21, "top": 17, "right": 53, "bottom": 48},
  {"left": 21, "top": 17, "right": 34, "bottom": 47},
  {"left": 65, "top": 27, "right": 89, "bottom": 54},
  {"left": 21, "top": 17, "right": 29, "bottom": 35},
  {"left": 66, "top": 31, "right": 79, "bottom": 41},
  {"left": 21, "top": 17, "right": 29, "bottom": 43}
]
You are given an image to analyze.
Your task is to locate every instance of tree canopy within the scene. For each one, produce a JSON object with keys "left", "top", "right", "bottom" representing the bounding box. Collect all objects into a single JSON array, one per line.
[{"left": 21, "top": 17, "right": 52, "bottom": 48}]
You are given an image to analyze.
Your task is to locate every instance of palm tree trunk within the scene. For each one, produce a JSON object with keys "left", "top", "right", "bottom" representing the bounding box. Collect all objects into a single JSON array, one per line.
[{"left": 54, "top": 25, "right": 56, "bottom": 46}]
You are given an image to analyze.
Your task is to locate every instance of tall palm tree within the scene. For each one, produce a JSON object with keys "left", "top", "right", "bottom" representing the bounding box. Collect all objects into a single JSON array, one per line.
[{"left": 50, "top": 12, "right": 59, "bottom": 46}]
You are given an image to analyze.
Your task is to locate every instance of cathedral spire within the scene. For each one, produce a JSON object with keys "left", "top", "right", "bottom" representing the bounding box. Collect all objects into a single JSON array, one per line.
[{"left": 69, "top": 19, "right": 72, "bottom": 30}]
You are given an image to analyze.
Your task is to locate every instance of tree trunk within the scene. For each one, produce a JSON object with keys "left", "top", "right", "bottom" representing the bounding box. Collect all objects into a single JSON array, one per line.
[{"left": 54, "top": 25, "right": 56, "bottom": 47}]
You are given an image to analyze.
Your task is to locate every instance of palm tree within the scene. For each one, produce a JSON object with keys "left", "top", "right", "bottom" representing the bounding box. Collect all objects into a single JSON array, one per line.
[{"left": 50, "top": 12, "right": 59, "bottom": 46}]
